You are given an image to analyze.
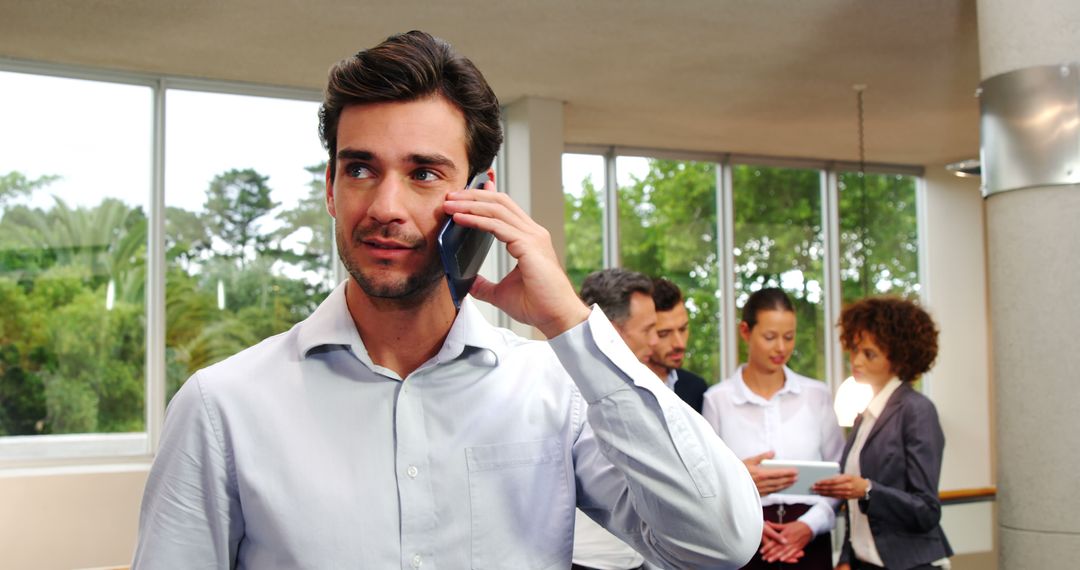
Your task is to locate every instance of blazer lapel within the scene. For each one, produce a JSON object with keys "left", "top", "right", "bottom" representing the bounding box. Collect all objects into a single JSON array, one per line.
[
  {"left": 840, "top": 413, "right": 863, "bottom": 469},
  {"left": 863, "top": 384, "right": 907, "bottom": 448}
]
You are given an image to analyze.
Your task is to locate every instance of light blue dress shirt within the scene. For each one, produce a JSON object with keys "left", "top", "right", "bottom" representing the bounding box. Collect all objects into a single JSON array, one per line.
[{"left": 133, "top": 283, "right": 761, "bottom": 569}]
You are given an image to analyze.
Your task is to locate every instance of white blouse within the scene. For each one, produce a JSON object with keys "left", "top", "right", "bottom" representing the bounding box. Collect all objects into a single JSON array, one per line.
[{"left": 702, "top": 365, "right": 844, "bottom": 536}]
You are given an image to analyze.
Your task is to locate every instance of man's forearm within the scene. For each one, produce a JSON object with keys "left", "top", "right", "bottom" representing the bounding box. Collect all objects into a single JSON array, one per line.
[{"left": 551, "top": 308, "right": 762, "bottom": 568}]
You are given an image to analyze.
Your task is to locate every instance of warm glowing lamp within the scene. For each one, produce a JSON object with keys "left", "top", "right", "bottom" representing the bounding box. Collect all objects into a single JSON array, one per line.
[{"left": 834, "top": 376, "right": 873, "bottom": 427}]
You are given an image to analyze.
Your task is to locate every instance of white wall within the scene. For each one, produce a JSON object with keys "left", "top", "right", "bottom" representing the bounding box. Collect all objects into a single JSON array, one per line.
[
  {"left": 0, "top": 464, "right": 148, "bottom": 569},
  {"left": 921, "top": 165, "right": 995, "bottom": 555}
]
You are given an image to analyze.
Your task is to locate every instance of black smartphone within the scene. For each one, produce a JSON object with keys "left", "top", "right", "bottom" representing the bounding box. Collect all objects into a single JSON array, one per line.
[{"left": 437, "top": 173, "right": 495, "bottom": 309}]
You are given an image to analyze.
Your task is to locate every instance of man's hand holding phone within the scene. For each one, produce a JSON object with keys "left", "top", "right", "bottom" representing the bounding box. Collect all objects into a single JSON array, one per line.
[
  {"left": 437, "top": 173, "right": 497, "bottom": 309},
  {"left": 442, "top": 174, "right": 589, "bottom": 338}
]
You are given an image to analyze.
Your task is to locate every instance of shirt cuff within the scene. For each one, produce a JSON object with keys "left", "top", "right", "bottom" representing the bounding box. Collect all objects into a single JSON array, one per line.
[
  {"left": 548, "top": 305, "right": 642, "bottom": 403},
  {"left": 796, "top": 501, "right": 835, "bottom": 537}
]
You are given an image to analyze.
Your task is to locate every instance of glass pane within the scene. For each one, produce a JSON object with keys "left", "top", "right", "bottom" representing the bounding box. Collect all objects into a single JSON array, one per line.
[
  {"left": 0, "top": 71, "right": 151, "bottom": 435},
  {"left": 617, "top": 156, "right": 720, "bottom": 383},
  {"left": 562, "top": 153, "right": 605, "bottom": 290},
  {"left": 732, "top": 165, "right": 826, "bottom": 381},
  {"left": 838, "top": 172, "right": 920, "bottom": 304},
  {"left": 164, "top": 90, "right": 329, "bottom": 401}
]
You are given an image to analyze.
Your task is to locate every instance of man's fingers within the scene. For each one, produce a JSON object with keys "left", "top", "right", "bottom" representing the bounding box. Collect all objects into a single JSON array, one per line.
[{"left": 446, "top": 188, "right": 531, "bottom": 226}]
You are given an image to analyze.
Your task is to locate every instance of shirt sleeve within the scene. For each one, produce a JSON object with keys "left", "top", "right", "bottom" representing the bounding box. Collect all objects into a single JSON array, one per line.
[
  {"left": 549, "top": 306, "right": 762, "bottom": 569},
  {"left": 797, "top": 389, "right": 845, "bottom": 536},
  {"left": 796, "top": 500, "right": 836, "bottom": 537},
  {"left": 132, "top": 373, "right": 243, "bottom": 569}
]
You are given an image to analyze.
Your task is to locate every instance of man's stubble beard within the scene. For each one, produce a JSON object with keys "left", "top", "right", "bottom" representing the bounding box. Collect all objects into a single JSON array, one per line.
[{"left": 336, "top": 221, "right": 445, "bottom": 305}]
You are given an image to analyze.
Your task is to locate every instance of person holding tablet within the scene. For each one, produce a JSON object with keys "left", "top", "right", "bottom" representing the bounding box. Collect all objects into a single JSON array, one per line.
[
  {"left": 812, "top": 297, "right": 952, "bottom": 570},
  {"left": 703, "top": 288, "right": 844, "bottom": 568}
]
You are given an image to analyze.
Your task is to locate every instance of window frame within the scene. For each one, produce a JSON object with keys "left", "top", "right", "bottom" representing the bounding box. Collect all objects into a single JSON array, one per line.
[
  {"left": 563, "top": 145, "right": 925, "bottom": 394},
  {"left": 0, "top": 58, "right": 321, "bottom": 467}
]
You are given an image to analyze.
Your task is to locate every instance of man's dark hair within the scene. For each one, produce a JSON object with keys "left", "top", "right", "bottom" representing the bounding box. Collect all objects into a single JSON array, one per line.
[
  {"left": 652, "top": 278, "right": 683, "bottom": 312},
  {"left": 580, "top": 268, "right": 653, "bottom": 323},
  {"left": 319, "top": 30, "right": 503, "bottom": 182}
]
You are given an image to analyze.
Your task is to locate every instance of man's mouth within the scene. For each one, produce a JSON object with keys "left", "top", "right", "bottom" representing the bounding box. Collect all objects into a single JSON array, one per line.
[{"left": 363, "top": 238, "right": 415, "bottom": 250}]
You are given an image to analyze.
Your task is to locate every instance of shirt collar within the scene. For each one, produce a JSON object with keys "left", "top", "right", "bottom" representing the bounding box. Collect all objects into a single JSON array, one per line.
[
  {"left": 295, "top": 281, "right": 365, "bottom": 360},
  {"left": 295, "top": 282, "right": 503, "bottom": 368},
  {"left": 730, "top": 364, "right": 802, "bottom": 405},
  {"left": 865, "top": 377, "right": 903, "bottom": 419},
  {"left": 434, "top": 296, "right": 504, "bottom": 366},
  {"left": 666, "top": 368, "right": 678, "bottom": 388}
]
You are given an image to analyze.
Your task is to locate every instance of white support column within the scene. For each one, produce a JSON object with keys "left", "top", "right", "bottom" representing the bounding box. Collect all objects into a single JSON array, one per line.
[
  {"left": 489, "top": 96, "right": 565, "bottom": 337},
  {"left": 977, "top": 0, "right": 1080, "bottom": 564}
]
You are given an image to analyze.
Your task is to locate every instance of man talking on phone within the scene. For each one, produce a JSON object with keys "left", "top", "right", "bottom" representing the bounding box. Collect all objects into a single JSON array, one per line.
[{"left": 133, "top": 31, "right": 760, "bottom": 569}]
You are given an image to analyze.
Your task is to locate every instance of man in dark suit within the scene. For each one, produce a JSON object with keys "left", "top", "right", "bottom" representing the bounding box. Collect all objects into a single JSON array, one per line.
[{"left": 647, "top": 278, "right": 709, "bottom": 413}]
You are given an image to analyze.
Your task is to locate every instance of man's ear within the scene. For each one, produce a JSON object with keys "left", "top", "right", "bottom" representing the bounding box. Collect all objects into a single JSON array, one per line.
[
  {"left": 486, "top": 167, "right": 496, "bottom": 186},
  {"left": 325, "top": 162, "right": 336, "bottom": 217}
]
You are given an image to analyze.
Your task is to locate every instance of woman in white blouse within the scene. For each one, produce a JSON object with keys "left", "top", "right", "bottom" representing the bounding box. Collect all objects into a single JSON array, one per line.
[{"left": 703, "top": 288, "right": 843, "bottom": 569}]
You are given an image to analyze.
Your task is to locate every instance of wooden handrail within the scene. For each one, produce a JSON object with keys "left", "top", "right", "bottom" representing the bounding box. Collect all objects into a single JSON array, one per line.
[{"left": 939, "top": 486, "right": 996, "bottom": 504}]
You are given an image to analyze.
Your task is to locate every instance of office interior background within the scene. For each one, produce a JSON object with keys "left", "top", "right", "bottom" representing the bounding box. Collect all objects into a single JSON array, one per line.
[{"left": 2, "top": 0, "right": 1077, "bottom": 568}]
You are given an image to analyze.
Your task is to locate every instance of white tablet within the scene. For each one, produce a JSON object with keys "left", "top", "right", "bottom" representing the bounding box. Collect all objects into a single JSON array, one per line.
[{"left": 759, "top": 459, "right": 840, "bottom": 496}]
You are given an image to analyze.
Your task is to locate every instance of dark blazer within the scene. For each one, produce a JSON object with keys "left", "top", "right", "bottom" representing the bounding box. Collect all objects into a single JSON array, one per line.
[
  {"left": 839, "top": 383, "right": 953, "bottom": 569},
  {"left": 673, "top": 368, "right": 708, "bottom": 414}
]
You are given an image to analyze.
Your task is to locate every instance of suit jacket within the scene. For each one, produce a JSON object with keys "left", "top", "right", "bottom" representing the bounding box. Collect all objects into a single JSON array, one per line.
[
  {"left": 839, "top": 383, "right": 953, "bottom": 569},
  {"left": 673, "top": 368, "right": 708, "bottom": 414}
]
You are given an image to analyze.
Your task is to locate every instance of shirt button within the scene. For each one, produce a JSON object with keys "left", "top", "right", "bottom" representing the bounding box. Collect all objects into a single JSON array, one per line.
[
  {"left": 411, "top": 553, "right": 423, "bottom": 568},
  {"left": 407, "top": 465, "right": 419, "bottom": 478}
]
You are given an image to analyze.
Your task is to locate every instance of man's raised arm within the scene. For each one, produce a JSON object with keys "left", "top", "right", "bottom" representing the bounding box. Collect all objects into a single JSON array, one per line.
[{"left": 447, "top": 184, "right": 762, "bottom": 567}]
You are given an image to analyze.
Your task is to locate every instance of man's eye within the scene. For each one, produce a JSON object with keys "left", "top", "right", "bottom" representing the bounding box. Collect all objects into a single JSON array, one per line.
[
  {"left": 413, "top": 169, "right": 438, "bottom": 182},
  {"left": 345, "top": 164, "right": 372, "bottom": 179}
]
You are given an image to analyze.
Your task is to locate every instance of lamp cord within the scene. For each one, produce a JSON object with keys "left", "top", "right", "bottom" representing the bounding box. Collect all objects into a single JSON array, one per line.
[{"left": 856, "top": 86, "right": 869, "bottom": 297}]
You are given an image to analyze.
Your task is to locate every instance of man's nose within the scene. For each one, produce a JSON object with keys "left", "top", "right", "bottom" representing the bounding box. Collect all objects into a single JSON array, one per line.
[{"left": 367, "top": 176, "right": 409, "bottom": 224}]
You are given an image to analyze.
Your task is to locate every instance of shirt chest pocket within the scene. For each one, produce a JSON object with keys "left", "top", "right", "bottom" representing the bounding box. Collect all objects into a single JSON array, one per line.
[{"left": 465, "top": 438, "right": 573, "bottom": 569}]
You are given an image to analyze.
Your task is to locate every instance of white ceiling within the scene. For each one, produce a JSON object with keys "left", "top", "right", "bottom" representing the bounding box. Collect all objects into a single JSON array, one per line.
[{"left": 0, "top": 0, "right": 981, "bottom": 166}]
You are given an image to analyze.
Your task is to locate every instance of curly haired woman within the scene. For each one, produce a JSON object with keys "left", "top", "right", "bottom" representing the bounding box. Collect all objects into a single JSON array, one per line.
[{"left": 812, "top": 297, "right": 953, "bottom": 570}]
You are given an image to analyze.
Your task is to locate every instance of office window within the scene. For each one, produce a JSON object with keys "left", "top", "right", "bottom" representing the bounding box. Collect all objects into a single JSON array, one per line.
[
  {"left": 164, "top": 90, "right": 329, "bottom": 401},
  {"left": 838, "top": 172, "right": 920, "bottom": 303},
  {"left": 562, "top": 153, "right": 605, "bottom": 290},
  {"left": 732, "top": 165, "right": 826, "bottom": 381},
  {"left": 617, "top": 156, "right": 721, "bottom": 382},
  {"left": 0, "top": 71, "right": 152, "bottom": 436}
]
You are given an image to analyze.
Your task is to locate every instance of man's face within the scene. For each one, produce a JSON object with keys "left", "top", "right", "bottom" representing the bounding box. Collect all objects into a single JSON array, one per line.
[
  {"left": 614, "top": 291, "right": 659, "bottom": 363},
  {"left": 326, "top": 96, "right": 469, "bottom": 301},
  {"left": 650, "top": 303, "right": 690, "bottom": 371}
]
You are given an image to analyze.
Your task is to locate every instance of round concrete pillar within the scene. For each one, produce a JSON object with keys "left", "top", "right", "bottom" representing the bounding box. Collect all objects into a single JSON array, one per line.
[{"left": 977, "top": 0, "right": 1080, "bottom": 565}]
